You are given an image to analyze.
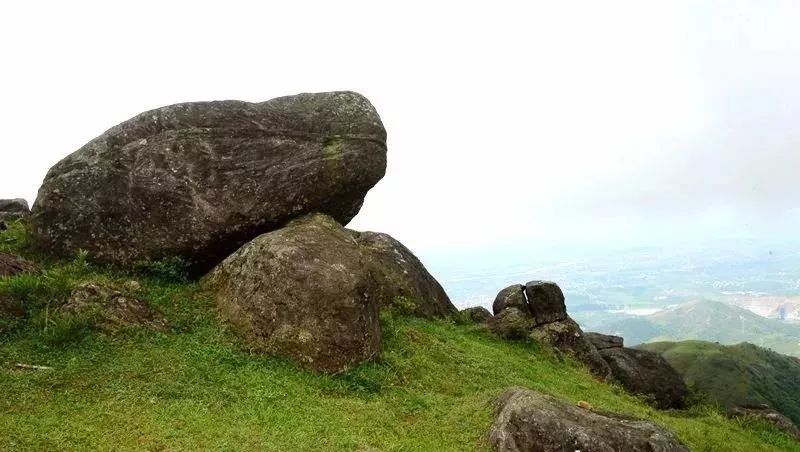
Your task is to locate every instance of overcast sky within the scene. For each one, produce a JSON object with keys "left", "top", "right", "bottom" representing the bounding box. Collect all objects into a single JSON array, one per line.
[{"left": 2, "top": 1, "right": 798, "bottom": 254}]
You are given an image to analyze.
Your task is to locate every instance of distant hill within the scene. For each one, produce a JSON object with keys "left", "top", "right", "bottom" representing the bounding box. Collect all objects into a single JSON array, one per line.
[
  {"left": 592, "top": 300, "right": 800, "bottom": 357},
  {"left": 640, "top": 340, "right": 800, "bottom": 426}
]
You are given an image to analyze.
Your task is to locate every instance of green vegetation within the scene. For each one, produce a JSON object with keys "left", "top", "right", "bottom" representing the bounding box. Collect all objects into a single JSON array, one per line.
[
  {"left": 1, "top": 222, "right": 799, "bottom": 451},
  {"left": 640, "top": 340, "right": 800, "bottom": 426}
]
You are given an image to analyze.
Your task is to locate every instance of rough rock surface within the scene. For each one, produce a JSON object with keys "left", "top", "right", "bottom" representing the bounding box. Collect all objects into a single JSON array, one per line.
[
  {"left": 489, "top": 387, "right": 688, "bottom": 452},
  {"left": 586, "top": 332, "right": 624, "bottom": 350},
  {"left": 492, "top": 285, "right": 527, "bottom": 315},
  {"left": 600, "top": 347, "right": 688, "bottom": 409},
  {"left": 0, "top": 199, "right": 29, "bottom": 221},
  {"left": 31, "top": 91, "right": 387, "bottom": 272},
  {"left": 353, "top": 231, "right": 456, "bottom": 318},
  {"left": 0, "top": 252, "right": 39, "bottom": 278},
  {"left": 461, "top": 306, "right": 493, "bottom": 324},
  {"left": 727, "top": 404, "right": 800, "bottom": 441},
  {"left": 62, "top": 283, "right": 167, "bottom": 332},
  {"left": 529, "top": 318, "right": 612, "bottom": 379},
  {"left": 490, "top": 307, "right": 535, "bottom": 340},
  {"left": 203, "top": 214, "right": 382, "bottom": 374},
  {"left": 525, "top": 281, "right": 567, "bottom": 325}
]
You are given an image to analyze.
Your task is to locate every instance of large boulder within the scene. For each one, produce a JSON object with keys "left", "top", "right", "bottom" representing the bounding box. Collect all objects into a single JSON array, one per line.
[
  {"left": 525, "top": 281, "right": 567, "bottom": 325},
  {"left": 353, "top": 231, "right": 456, "bottom": 318},
  {"left": 490, "top": 307, "right": 536, "bottom": 340},
  {"left": 0, "top": 252, "right": 39, "bottom": 278},
  {"left": 488, "top": 387, "right": 688, "bottom": 452},
  {"left": 31, "top": 91, "right": 387, "bottom": 273},
  {"left": 529, "top": 317, "right": 612, "bottom": 379},
  {"left": 0, "top": 199, "right": 29, "bottom": 222},
  {"left": 599, "top": 347, "right": 688, "bottom": 409},
  {"left": 203, "top": 214, "right": 382, "bottom": 374},
  {"left": 492, "top": 284, "right": 527, "bottom": 315}
]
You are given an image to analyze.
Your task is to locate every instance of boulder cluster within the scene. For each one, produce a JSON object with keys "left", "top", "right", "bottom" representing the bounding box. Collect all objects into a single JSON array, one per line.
[{"left": 2, "top": 91, "right": 704, "bottom": 449}]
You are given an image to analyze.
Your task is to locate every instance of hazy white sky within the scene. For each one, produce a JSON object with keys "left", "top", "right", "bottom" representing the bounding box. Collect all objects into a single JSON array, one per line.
[{"left": 2, "top": 1, "right": 799, "bottom": 254}]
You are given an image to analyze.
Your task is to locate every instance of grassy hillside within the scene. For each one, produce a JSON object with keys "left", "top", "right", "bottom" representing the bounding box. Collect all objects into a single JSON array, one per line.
[
  {"left": 640, "top": 340, "right": 800, "bottom": 426},
  {"left": 1, "top": 221, "right": 799, "bottom": 451},
  {"left": 591, "top": 300, "right": 800, "bottom": 357}
]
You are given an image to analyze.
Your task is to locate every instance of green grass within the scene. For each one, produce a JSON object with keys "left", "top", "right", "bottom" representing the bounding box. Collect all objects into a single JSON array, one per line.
[{"left": 1, "top": 222, "right": 799, "bottom": 451}]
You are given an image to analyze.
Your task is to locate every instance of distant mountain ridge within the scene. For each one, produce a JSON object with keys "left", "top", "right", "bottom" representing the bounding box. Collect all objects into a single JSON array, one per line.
[
  {"left": 639, "top": 340, "right": 800, "bottom": 426},
  {"left": 590, "top": 300, "right": 800, "bottom": 357}
]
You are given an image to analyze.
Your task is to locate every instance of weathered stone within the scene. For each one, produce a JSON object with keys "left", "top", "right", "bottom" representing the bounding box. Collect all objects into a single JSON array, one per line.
[
  {"left": 529, "top": 317, "right": 612, "bottom": 379},
  {"left": 353, "top": 231, "right": 456, "bottom": 318},
  {"left": 461, "top": 306, "right": 493, "bottom": 324},
  {"left": 62, "top": 283, "right": 167, "bottom": 332},
  {"left": 0, "top": 199, "right": 30, "bottom": 222},
  {"left": 203, "top": 214, "right": 382, "bottom": 374},
  {"left": 727, "top": 404, "right": 800, "bottom": 441},
  {"left": 489, "top": 387, "right": 688, "bottom": 452},
  {"left": 586, "top": 332, "right": 624, "bottom": 350},
  {"left": 492, "top": 285, "right": 527, "bottom": 315},
  {"left": 599, "top": 347, "right": 688, "bottom": 409},
  {"left": 525, "top": 281, "right": 567, "bottom": 325},
  {"left": 0, "top": 252, "right": 39, "bottom": 278},
  {"left": 490, "top": 307, "right": 535, "bottom": 340},
  {"left": 31, "top": 91, "right": 387, "bottom": 273}
]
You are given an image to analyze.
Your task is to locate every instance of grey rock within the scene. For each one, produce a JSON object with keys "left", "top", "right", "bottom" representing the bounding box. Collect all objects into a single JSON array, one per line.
[
  {"left": 525, "top": 281, "right": 567, "bottom": 325},
  {"left": 529, "top": 317, "right": 612, "bottom": 379},
  {"left": 353, "top": 231, "right": 456, "bottom": 318},
  {"left": 203, "top": 214, "right": 382, "bottom": 374},
  {"left": 600, "top": 347, "right": 688, "bottom": 409},
  {"left": 490, "top": 307, "right": 536, "bottom": 340},
  {"left": 31, "top": 91, "right": 387, "bottom": 273},
  {"left": 0, "top": 252, "right": 39, "bottom": 278},
  {"left": 489, "top": 386, "right": 689, "bottom": 452},
  {"left": 727, "top": 404, "right": 800, "bottom": 441},
  {"left": 492, "top": 285, "right": 527, "bottom": 315},
  {"left": 0, "top": 199, "right": 29, "bottom": 222},
  {"left": 586, "top": 332, "right": 624, "bottom": 350},
  {"left": 461, "top": 306, "right": 493, "bottom": 324}
]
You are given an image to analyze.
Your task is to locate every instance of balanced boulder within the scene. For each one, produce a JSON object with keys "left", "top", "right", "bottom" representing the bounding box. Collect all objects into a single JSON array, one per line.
[
  {"left": 354, "top": 231, "right": 456, "bottom": 318},
  {"left": 31, "top": 91, "right": 387, "bottom": 272},
  {"left": 489, "top": 387, "right": 688, "bottom": 452},
  {"left": 0, "top": 199, "right": 29, "bottom": 222},
  {"left": 599, "top": 347, "right": 688, "bottom": 409},
  {"left": 490, "top": 307, "right": 535, "bottom": 340},
  {"left": 525, "top": 281, "right": 567, "bottom": 325},
  {"left": 203, "top": 214, "right": 382, "bottom": 374},
  {"left": 492, "top": 285, "right": 527, "bottom": 315}
]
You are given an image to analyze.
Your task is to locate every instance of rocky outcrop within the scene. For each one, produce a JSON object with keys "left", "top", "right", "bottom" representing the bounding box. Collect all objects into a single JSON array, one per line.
[
  {"left": 493, "top": 285, "right": 527, "bottom": 315},
  {"left": 599, "top": 347, "right": 688, "bottom": 409},
  {"left": 353, "top": 231, "right": 456, "bottom": 318},
  {"left": 62, "top": 282, "right": 167, "bottom": 332},
  {"left": 461, "top": 306, "right": 493, "bottom": 323},
  {"left": 727, "top": 404, "right": 800, "bottom": 441},
  {"left": 586, "top": 332, "right": 624, "bottom": 350},
  {"left": 0, "top": 252, "right": 39, "bottom": 278},
  {"left": 489, "top": 281, "right": 611, "bottom": 378},
  {"left": 31, "top": 91, "right": 387, "bottom": 273},
  {"left": 203, "top": 214, "right": 383, "bottom": 374},
  {"left": 0, "top": 199, "right": 30, "bottom": 222},
  {"left": 488, "top": 387, "right": 688, "bottom": 452}
]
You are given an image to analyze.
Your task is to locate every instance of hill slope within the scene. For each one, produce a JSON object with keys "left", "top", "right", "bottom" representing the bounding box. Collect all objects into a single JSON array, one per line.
[
  {"left": 1, "top": 222, "right": 799, "bottom": 451},
  {"left": 592, "top": 300, "right": 800, "bottom": 356},
  {"left": 639, "top": 340, "right": 800, "bottom": 427}
]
